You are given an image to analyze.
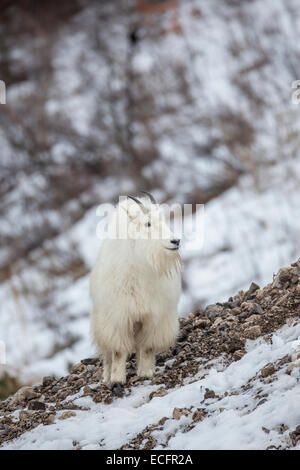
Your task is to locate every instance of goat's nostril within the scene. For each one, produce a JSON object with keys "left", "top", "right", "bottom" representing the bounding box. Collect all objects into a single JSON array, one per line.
[{"left": 171, "top": 239, "right": 180, "bottom": 245}]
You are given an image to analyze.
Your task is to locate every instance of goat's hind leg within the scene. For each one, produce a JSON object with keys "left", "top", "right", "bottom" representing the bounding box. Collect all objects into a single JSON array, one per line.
[{"left": 137, "top": 347, "right": 155, "bottom": 379}]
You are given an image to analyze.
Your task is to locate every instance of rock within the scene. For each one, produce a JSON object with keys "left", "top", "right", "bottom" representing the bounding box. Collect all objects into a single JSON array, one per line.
[
  {"left": 92, "top": 370, "right": 102, "bottom": 382},
  {"left": 290, "top": 430, "right": 300, "bottom": 447},
  {"left": 233, "top": 350, "right": 244, "bottom": 361},
  {"left": 74, "top": 378, "right": 85, "bottom": 388},
  {"left": 10, "top": 386, "right": 40, "bottom": 406},
  {"left": 291, "top": 275, "right": 298, "bottom": 284},
  {"left": 241, "top": 301, "right": 253, "bottom": 312},
  {"left": 177, "top": 328, "right": 188, "bottom": 342},
  {"left": 56, "top": 391, "right": 69, "bottom": 401},
  {"left": 252, "top": 304, "right": 263, "bottom": 315},
  {"left": 231, "top": 307, "right": 241, "bottom": 316},
  {"left": 24, "top": 388, "right": 41, "bottom": 401},
  {"left": 204, "top": 388, "right": 216, "bottom": 400},
  {"left": 172, "top": 408, "right": 181, "bottom": 420},
  {"left": 257, "top": 398, "right": 268, "bottom": 406},
  {"left": 172, "top": 408, "right": 190, "bottom": 420},
  {"left": 272, "top": 268, "right": 291, "bottom": 289},
  {"left": 158, "top": 417, "right": 168, "bottom": 425},
  {"left": 225, "top": 315, "right": 237, "bottom": 323},
  {"left": 156, "top": 351, "right": 171, "bottom": 365},
  {"left": 219, "top": 321, "right": 230, "bottom": 331},
  {"left": 286, "top": 360, "right": 300, "bottom": 375},
  {"left": 261, "top": 363, "right": 275, "bottom": 378},
  {"left": 28, "top": 400, "right": 46, "bottom": 411},
  {"left": 244, "top": 325, "right": 261, "bottom": 339},
  {"left": 143, "top": 437, "right": 157, "bottom": 450},
  {"left": 226, "top": 337, "right": 244, "bottom": 354},
  {"left": 194, "top": 318, "right": 210, "bottom": 328},
  {"left": 81, "top": 358, "right": 99, "bottom": 366},
  {"left": 83, "top": 385, "right": 93, "bottom": 395},
  {"left": 67, "top": 375, "right": 77, "bottom": 384},
  {"left": 278, "top": 355, "right": 291, "bottom": 366},
  {"left": 58, "top": 411, "right": 76, "bottom": 420},
  {"left": 238, "top": 312, "right": 250, "bottom": 321},
  {"left": 212, "top": 317, "right": 223, "bottom": 328},
  {"left": 192, "top": 409, "right": 205, "bottom": 422},
  {"left": 248, "top": 282, "right": 260, "bottom": 295},
  {"left": 71, "top": 363, "right": 86, "bottom": 374},
  {"left": 204, "top": 304, "right": 223, "bottom": 320},
  {"left": 291, "top": 350, "right": 300, "bottom": 361},
  {"left": 42, "top": 376, "right": 56, "bottom": 387},
  {"left": 274, "top": 424, "right": 289, "bottom": 435},
  {"left": 246, "top": 314, "right": 261, "bottom": 324},
  {"left": 128, "top": 375, "right": 140, "bottom": 385},
  {"left": 46, "top": 414, "right": 56, "bottom": 425},
  {"left": 19, "top": 410, "right": 36, "bottom": 420},
  {"left": 94, "top": 394, "right": 104, "bottom": 403},
  {"left": 149, "top": 388, "right": 167, "bottom": 400},
  {"left": 103, "top": 394, "right": 113, "bottom": 405}
]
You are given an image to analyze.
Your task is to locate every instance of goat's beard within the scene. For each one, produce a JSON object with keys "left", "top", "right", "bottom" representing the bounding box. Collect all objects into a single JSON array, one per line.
[
  {"left": 150, "top": 245, "right": 182, "bottom": 278},
  {"left": 133, "top": 240, "right": 181, "bottom": 278}
]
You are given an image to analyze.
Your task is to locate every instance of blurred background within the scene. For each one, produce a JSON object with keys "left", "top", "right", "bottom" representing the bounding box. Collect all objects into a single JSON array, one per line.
[{"left": 1, "top": 0, "right": 300, "bottom": 398}]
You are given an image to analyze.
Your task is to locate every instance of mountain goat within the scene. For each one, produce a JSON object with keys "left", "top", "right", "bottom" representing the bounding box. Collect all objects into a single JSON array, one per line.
[{"left": 90, "top": 192, "right": 181, "bottom": 391}]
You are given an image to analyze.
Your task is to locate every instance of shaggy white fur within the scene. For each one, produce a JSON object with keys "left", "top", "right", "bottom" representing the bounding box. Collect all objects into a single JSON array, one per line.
[{"left": 90, "top": 195, "right": 182, "bottom": 385}]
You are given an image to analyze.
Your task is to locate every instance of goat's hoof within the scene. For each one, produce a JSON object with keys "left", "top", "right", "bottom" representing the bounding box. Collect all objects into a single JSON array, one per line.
[
  {"left": 110, "top": 382, "right": 125, "bottom": 397},
  {"left": 137, "top": 372, "right": 153, "bottom": 380}
]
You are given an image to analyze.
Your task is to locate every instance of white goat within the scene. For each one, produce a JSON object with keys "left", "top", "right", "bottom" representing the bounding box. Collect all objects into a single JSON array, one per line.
[{"left": 90, "top": 192, "right": 181, "bottom": 389}]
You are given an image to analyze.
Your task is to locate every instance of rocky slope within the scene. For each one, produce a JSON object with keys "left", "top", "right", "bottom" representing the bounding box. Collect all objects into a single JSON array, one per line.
[{"left": 1, "top": 261, "right": 300, "bottom": 450}]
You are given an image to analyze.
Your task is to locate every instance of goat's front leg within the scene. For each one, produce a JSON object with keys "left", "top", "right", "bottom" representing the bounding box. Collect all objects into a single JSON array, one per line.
[
  {"left": 110, "top": 351, "right": 127, "bottom": 385},
  {"left": 137, "top": 347, "right": 155, "bottom": 378},
  {"left": 102, "top": 351, "right": 112, "bottom": 384}
]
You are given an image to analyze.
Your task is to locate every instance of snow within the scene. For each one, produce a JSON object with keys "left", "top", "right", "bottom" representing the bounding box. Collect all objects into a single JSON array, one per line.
[
  {"left": 2, "top": 320, "right": 300, "bottom": 450},
  {"left": 132, "top": 53, "right": 154, "bottom": 74}
]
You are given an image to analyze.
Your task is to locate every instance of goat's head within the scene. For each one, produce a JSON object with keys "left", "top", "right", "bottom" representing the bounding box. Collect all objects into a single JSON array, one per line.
[{"left": 117, "top": 192, "right": 181, "bottom": 273}]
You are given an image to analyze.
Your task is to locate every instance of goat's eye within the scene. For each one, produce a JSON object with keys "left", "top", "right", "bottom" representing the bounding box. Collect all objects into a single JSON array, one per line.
[{"left": 145, "top": 222, "right": 151, "bottom": 228}]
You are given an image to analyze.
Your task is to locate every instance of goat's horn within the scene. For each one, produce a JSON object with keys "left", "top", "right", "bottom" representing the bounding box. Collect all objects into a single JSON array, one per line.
[
  {"left": 127, "top": 195, "right": 147, "bottom": 214},
  {"left": 140, "top": 191, "right": 157, "bottom": 204}
]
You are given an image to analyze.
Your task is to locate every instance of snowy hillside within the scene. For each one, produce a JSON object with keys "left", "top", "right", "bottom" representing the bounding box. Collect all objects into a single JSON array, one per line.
[{"left": 1, "top": 261, "right": 300, "bottom": 450}]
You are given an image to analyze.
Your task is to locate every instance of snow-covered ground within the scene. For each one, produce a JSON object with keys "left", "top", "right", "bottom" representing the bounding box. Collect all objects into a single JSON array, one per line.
[{"left": 2, "top": 320, "right": 300, "bottom": 450}]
